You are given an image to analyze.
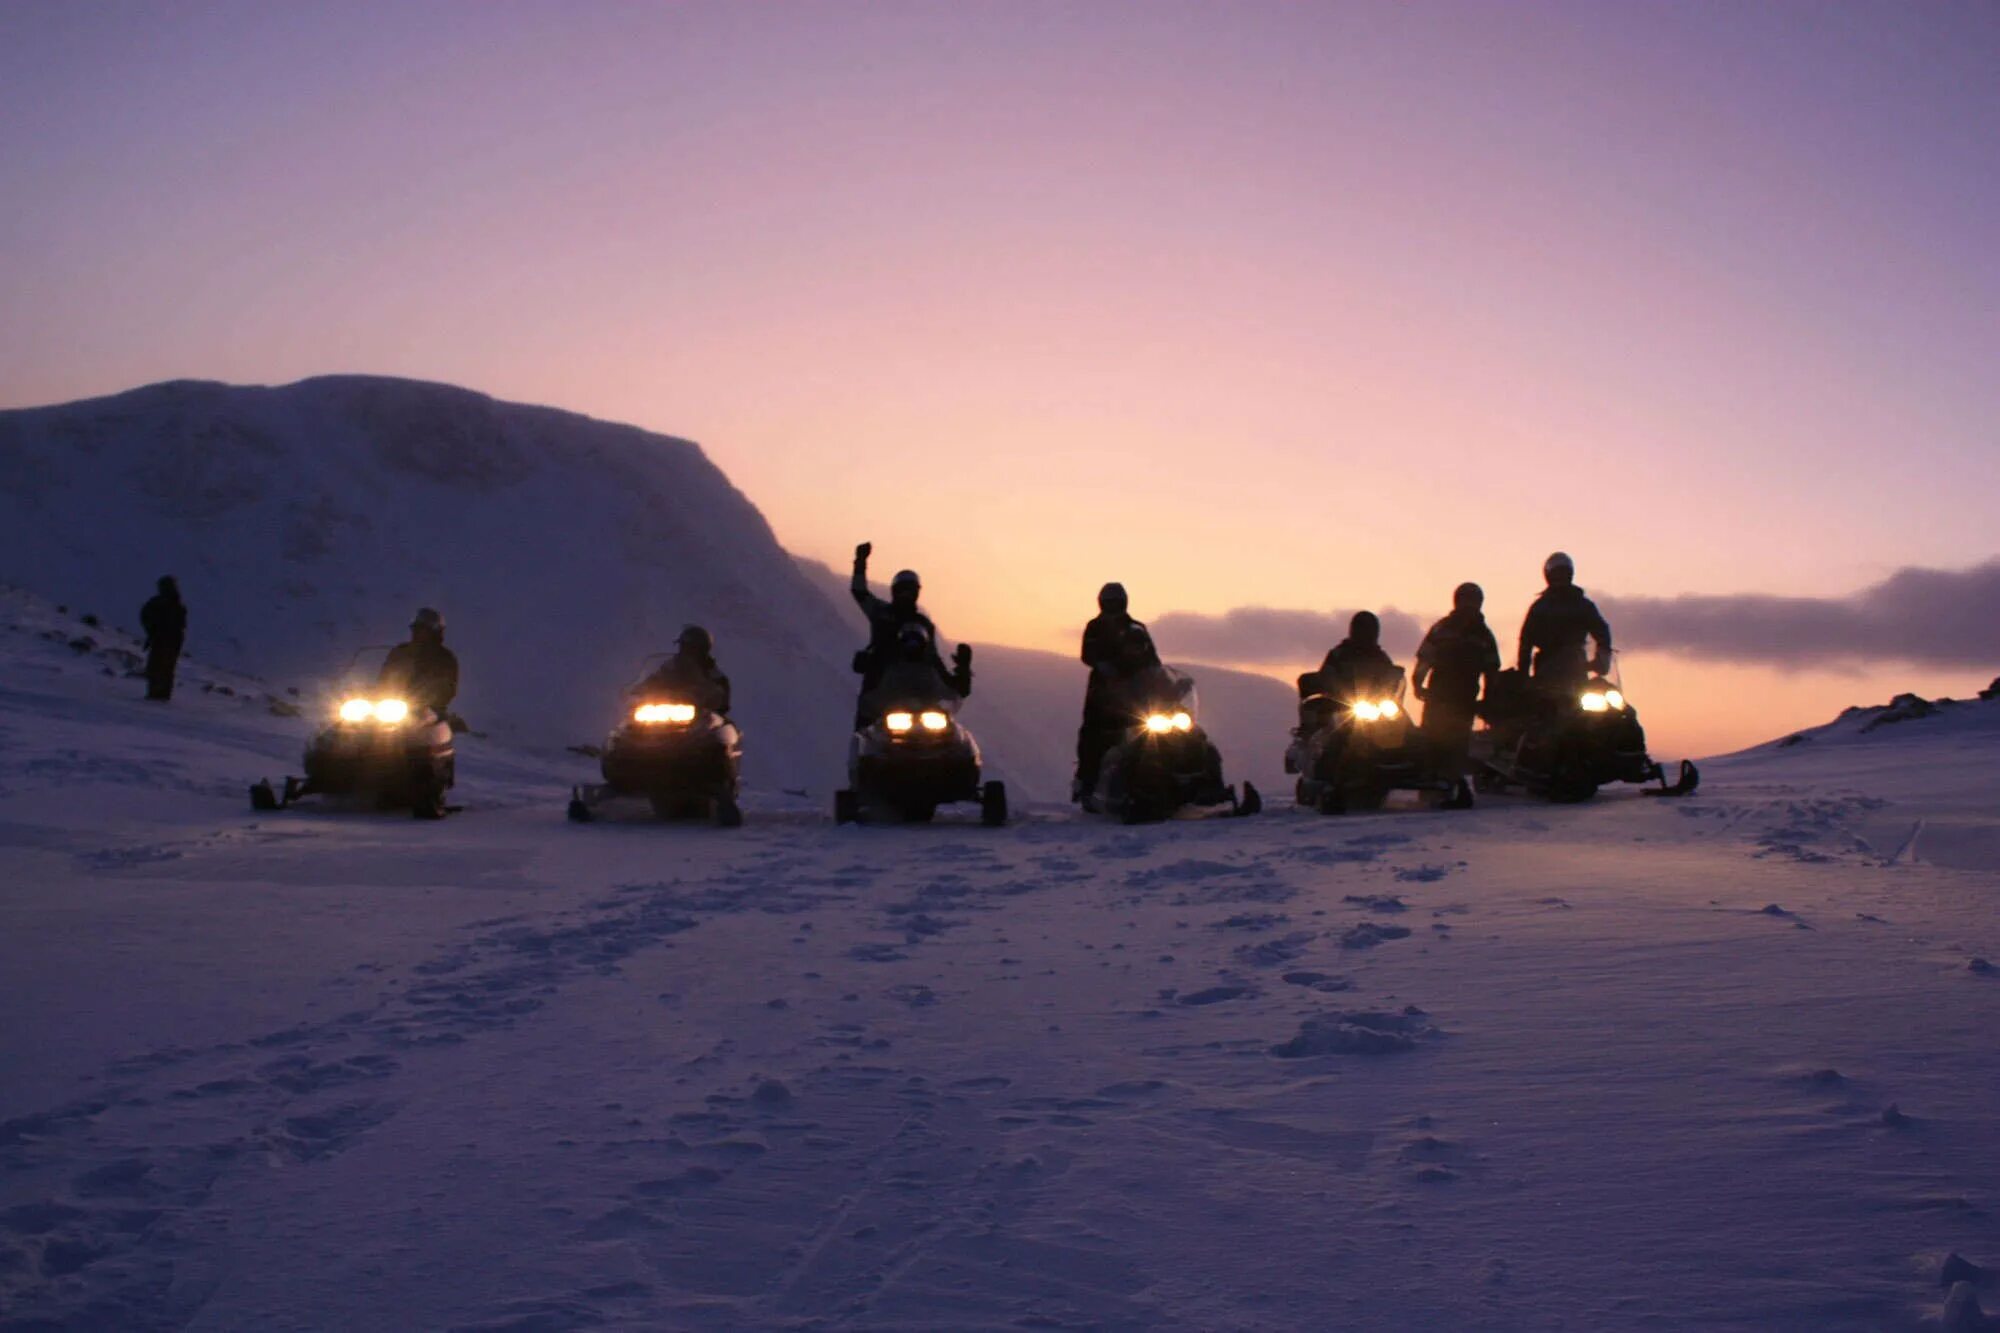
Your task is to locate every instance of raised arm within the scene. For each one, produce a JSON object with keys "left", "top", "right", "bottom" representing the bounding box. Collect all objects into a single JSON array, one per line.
[{"left": 850, "top": 541, "right": 881, "bottom": 613}]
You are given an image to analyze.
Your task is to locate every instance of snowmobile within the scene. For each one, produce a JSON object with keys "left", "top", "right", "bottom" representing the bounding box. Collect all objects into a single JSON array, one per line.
[
  {"left": 1286, "top": 665, "right": 1471, "bottom": 814},
  {"left": 566, "top": 662, "right": 743, "bottom": 826},
  {"left": 1090, "top": 662, "right": 1260, "bottom": 823},
  {"left": 250, "top": 648, "right": 455, "bottom": 819},
  {"left": 836, "top": 648, "right": 1006, "bottom": 826},
  {"left": 1471, "top": 662, "right": 1699, "bottom": 803}
]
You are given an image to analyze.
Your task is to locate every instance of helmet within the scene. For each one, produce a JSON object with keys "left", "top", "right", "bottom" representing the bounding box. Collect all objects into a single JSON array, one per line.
[
  {"left": 157, "top": 575, "right": 179, "bottom": 595},
  {"left": 1543, "top": 552, "right": 1575, "bottom": 583},
  {"left": 1453, "top": 582, "right": 1484, "bottom": 611},
  {"left": 677, "top": 624, "right": 714, "bottom": 656},
  {"left": 890, "top": 569, "right": 921, "bottom": 594},
  {"left": 1350, "top": 610, "right": 1381, "bottom": 644},
  {"left": 1098, "top": 582, "right": 1128, "bottom": 614},
  {"left": 411, "top": 607, "right": 445, "bottom": 634}
]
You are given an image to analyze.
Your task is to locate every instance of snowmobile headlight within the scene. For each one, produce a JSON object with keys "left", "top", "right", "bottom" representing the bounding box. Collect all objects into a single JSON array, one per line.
[
  {"left": 1145, "top": 713, "right": 1176, "bottom": 734},
  {"left": 1580, "top": 691, "right": 1610, "bottom": 713},
  {"left": 338, "top": 697, "right": 374, "bottom": 723},
  {"left": 372, "top": 698, "right": 410, "bottom": 724},
  {"left": 919, "top": 710, "right": 950, "bottom": 732},
  {"left": 1171, "top": 711, "right": 1193, "bottom": 732},
  {"left": 885, "top": 711, "right": 916, "bottom": 733},
  {"left": 634, "top": 702, "right": 697, "bottom": 724},
  {"left": 1604, "top": 689, "right": 1625, "bottom": 711},
  {"left": 1378, "top": 699, "right": 1400, "bottom": 720},
  {"left": 1353, "top": 700, "right": 1382, "bottom": 722}
]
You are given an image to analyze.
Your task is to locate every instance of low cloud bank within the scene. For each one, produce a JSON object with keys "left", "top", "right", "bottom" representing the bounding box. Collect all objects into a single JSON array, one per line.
[
  {"left": 1602, "top": 560, "right": 2000, "bottom": 669},
  {"left": 1150, "top": 606, "right": 1425, "bottom": 666},
  {"left": 1146, "top": 560, "right": 2000, "bottom": 671}
]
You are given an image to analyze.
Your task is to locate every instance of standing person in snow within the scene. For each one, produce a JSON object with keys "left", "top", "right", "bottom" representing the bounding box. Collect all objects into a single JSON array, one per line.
[
  {"left": 379, "top": 607, "right": 459, "bottom": 718},
  {"left": 1303, "top": 611, "right": 1398, "bottom": 706},
  {"left": 636, "top": 625, "right": 731, "bottom": 716},
  {"left": 1517, "top": 552, "right": 1612, "bottom": 691},
  {"left": 139, "top": 575, "right": 187, "bottom": 701},
  {"left": 1075, "top": 582, "right": 1142, "bottom": 802},
  {"left": 850, "top": 542, "right": 971, "bottom": 727},
  {"left": 1413, "top": 582, "right": 1501, "bottom": 791}
]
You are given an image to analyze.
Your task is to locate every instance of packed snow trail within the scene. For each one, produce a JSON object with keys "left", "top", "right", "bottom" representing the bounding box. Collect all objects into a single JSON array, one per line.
[{"left": 3, "top": 604, "right": 1997, "bottom": 1330}]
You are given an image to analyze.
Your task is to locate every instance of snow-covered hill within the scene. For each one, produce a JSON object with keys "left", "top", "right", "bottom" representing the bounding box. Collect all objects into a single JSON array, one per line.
[{"left": 0, "top": 376, "right": 861, "bottom": 785}]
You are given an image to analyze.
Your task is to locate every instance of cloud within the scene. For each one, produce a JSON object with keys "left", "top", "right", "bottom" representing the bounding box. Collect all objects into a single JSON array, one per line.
[
  {"left": 1149, "top": 606, "right": 1426, "bottom": 665},
  {"left": 1601, "top": 560, "right": 2000, "bottom": 670},
  {"left": 1143, "top": 560, "right": 2000, "bottom": 673}
]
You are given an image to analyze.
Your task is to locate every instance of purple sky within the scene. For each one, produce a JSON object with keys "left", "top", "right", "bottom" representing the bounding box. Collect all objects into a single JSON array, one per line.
[{"left": 3, "top": 2, "right": 1996, "bottom": 752}]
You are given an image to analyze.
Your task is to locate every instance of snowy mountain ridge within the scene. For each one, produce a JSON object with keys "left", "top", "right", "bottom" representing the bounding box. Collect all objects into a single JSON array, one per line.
[{"left": 0, "top": 376, "right": 888, "bottom": 788}]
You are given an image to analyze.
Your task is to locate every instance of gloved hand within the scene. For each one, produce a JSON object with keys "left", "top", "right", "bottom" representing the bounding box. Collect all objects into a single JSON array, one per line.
[
  {"left": 1591, "top": 652, "right": 1612, "bottom": 676},
  {"left": 855, "top": 541, "right": 872, "bottom": 562},
  {"left": 954, "top": 643, "right": 973, "bottom": 668},
  {"left": 1413, "top": 683, "right": 1430, "bottom": 703}
]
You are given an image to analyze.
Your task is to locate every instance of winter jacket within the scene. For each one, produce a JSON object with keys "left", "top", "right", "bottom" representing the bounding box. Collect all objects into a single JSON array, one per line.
[
  {"left": 1415, "top": 612, "right": 1500, "bottom": 714},
  {"left": 140, "top": 593, "right": 187, "bottom": 650},
  {"left": 1307, "top": 639, "right": 1397, "bottom": 700},
  {"left": 380, "top": 638, "right": 459, "bottom": 713},
  {"left": 638, "top": 653, "right": 731, "bottom": 716},
  {"left": 1517, "top": 585, "right": 1611, "bottom": 682}
]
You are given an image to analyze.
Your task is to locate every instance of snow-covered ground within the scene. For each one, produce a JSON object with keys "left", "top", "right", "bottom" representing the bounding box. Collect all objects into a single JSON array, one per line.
[{"left": 3, "top": 595, "right": 1996, "bottom": 1332}]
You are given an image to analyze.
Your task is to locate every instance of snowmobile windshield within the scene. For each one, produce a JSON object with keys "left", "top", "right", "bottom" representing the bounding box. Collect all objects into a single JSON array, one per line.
[
  {"left": 1578, "top": 657, "right": 1630, "bottom": 715},
  {"left": 321, "top": 646, "right": 413, "bottom": 726},
  {"left": 872, "top": 659, "right": 962, "bottom": 712},
  {"left": 1347, "top": 666, "right": 1408, "bottom": 724}
]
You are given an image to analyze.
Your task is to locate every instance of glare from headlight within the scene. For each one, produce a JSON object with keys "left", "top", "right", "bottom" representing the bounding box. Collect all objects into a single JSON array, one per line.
[
  {"left": 1379, "top": 699, "right": 1400, "bottom": 720},
  {"left": 919, "top": 710, "right": 949, "bottom": 732},
  {"left": 338, "top": 698, "right": 373, "bottom": 723},
  {"left": 372, "top": 698, "right": 410, "bottom": 724},
  {"left": 1145, "top": 713, "right": 1176, "bottom": 734},
  {"left": 1580, "top": 691, "right": 1609, "bottom": 712},
  {"left": 885, "top": 711, "right": 915, "bottom": 733},
  {"left": 1171, "top": 711, "right": 1193, "bottom": 732},
  {"left": 634, "top": 702, "right": 697, "bottom": 724},
  {"left": 1353, "top": 700, "right": 1382, "bottom": 722},
  {"left": 1604, "top": 689, "right": 1625, "bottom": 711}
]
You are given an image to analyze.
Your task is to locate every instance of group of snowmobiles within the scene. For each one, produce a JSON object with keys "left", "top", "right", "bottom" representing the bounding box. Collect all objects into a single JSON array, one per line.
[{"left": 245, "top": 550, "right": 1696, "bottom": 828}]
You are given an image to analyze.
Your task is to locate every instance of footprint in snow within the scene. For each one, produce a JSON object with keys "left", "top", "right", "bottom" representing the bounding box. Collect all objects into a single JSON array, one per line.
[
  {"left": 1340, "top": 922, "right": 1412, "bottom": 949},
  {"left": 1270, "top": 1007, "right": 1437, "bottom": 1058},
  {"left": 1176, "top": 985, "right": 1254, "bottom": 1006},
  {"left": 1281, "top": 971, "right": 1355, "bottom": 993}
]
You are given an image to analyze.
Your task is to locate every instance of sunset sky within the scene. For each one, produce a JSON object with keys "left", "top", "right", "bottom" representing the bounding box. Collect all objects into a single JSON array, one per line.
[{"left": 3, "top": 2, "right": 1996, "bottom": 756}]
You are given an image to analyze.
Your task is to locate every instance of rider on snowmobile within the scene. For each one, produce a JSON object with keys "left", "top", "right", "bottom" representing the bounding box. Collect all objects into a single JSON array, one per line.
[
  {"left": 1076, "top": 582, "right": 1143, "bottom": 800},
  {"left": 636, "top": 625, "right": 732, "bottom": 716},
  {"left": 380, "top": 607, "right": 459, "bottom": 716},
  {"left": 1414, "top": 583, "right": 1501, "bottom": 786},
  {"left": 850, "top": 542, "right": 971, "bottom": 724},
  {"left": 1517, "top": 552, "right": 1612, "bottom": 691},
  {"left": 1303, "top": 612, "right": 1397, "bottom": 706}
]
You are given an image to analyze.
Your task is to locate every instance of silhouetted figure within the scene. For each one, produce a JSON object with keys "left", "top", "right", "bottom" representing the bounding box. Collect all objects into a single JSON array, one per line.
[
  {"left": 1301, "top": 611, "right": 1397, "bottom": 707},
  {"left": 850, "top": 542, "right": 969, "bottom": 727},
  {"left": 379, "top": 607, "right": 459, "bottom": 716},
  {"left": 637, "top": 625, "right": 732, "bottom": 715},
  {"left": 1076, "top": 582, "right": 1142, "bottom": 800},
  {"left": 139, "top": 576, "right": 187, "bottom": 701},
  {"left": 1517, "top": 552, "right": 1611, "bottom": 690},
  {"left": 1414, "top": 583, "right": 1501, "bottom": 783}
]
